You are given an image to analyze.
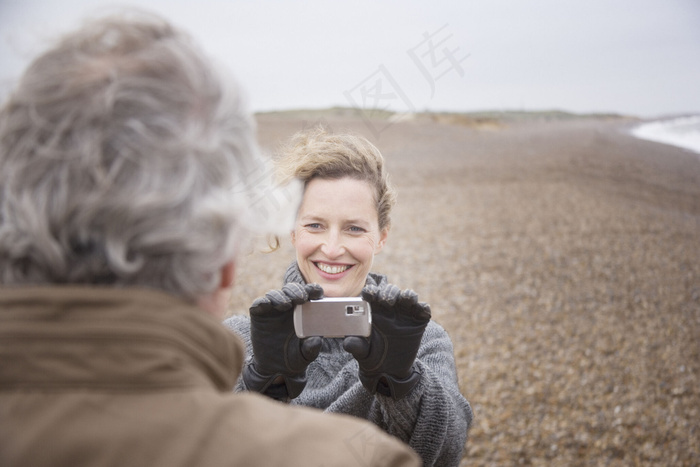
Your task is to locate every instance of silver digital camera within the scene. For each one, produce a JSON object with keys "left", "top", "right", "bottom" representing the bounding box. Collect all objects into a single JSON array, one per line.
[{"left": 293, "top": 297, "right": 372, "bottom": 338}]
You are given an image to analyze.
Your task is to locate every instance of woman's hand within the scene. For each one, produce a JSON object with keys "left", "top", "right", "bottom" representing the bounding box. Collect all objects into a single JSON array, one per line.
[
  {"left": 243, "top": 283, "right": 324, "bottom": 400},
  {"left": 343, "top": 283, "right": 431, "bottom": 400}
]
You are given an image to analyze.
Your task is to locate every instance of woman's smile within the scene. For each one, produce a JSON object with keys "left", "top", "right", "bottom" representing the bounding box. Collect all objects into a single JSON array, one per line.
[{"left": 314, "top": 262, "right": 352, "bottom": 275}]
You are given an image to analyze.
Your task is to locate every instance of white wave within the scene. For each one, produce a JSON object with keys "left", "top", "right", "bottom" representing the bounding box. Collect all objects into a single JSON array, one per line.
[{"left": 631, "top": 115, "right": 700, "bottom": 155}]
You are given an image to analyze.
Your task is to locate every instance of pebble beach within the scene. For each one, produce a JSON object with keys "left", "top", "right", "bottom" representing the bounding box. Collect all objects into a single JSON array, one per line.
[{"left": 227, "top": 111, "right": 700, "bottom": 466}]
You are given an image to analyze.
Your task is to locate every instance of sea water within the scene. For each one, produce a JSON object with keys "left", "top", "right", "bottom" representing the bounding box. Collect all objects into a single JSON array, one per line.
[{"left": 631, "top": 115, "right": 700, "bottom": 155}]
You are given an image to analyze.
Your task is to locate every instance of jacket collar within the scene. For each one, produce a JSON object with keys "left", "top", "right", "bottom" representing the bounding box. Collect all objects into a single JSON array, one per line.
[{"left": 0, "top": 286, "right": 244, "bottom": 392}]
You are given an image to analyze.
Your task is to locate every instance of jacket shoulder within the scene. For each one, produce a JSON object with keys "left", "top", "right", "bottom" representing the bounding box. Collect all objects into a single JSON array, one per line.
[{"left": 215, "top": 392, "right": 421, "bottom": 466}]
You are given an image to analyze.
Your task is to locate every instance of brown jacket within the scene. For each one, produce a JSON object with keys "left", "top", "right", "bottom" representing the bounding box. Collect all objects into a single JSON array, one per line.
[{"left": 0, "top": 287, "right": 420, "bottom": 467}]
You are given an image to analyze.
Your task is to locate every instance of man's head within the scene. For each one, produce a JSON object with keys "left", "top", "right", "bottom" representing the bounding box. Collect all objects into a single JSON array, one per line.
[{"left": 0, "top": 12, "right": 271, "bottom": 307}]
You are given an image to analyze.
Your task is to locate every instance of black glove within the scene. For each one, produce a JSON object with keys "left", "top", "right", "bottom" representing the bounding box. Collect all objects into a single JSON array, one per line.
[
  {"left": 343, "top": 283, "right": 431, "bottom": 400},
  {"left": 243, "top": 283, "right": 324, "bottom": 400}
]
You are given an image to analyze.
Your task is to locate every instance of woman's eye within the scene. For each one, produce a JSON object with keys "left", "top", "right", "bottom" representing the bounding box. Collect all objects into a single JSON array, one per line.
[
  {"left": 348, "top": 225, "right": 366, "bottom": 233},
  {"left": 306, "top": 223, "right": 322, "bottom": 230}
]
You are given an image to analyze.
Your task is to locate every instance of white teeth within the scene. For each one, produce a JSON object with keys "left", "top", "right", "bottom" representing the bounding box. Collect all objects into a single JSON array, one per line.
[{"left": 316, "top": 263, "right": 350, "bottom": 274}]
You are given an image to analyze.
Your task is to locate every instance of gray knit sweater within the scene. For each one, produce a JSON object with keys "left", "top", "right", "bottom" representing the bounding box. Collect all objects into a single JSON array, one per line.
[{"left": 224, "top": 263, "right": 473, "bottom": 466}]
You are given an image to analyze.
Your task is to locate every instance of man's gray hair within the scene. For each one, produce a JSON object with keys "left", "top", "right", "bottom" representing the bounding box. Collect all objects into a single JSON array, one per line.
[{"left": 0, "top": 12, "right": 293, "bottom": 299}]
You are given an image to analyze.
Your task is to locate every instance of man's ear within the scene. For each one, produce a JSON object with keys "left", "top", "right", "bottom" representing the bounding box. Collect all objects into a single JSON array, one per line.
[
  {"left": 220, "top": 261, "right": 235, "bottom": 289},
  {"left": 197, "top": 261, "right": 236, "bottom": 320}
]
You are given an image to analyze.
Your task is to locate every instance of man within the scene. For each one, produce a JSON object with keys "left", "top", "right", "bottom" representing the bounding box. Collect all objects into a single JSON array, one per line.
[{"left": 0, "top": 11, "right": 419, "bottom": 467}]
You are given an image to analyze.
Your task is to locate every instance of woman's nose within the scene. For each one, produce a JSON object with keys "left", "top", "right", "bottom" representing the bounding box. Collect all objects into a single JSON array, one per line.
[{"left": 321, "top": 230, "right": 345, "bottom": 258}]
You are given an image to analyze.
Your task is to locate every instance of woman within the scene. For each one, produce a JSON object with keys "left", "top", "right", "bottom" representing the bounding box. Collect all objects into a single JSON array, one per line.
[{"left": 225, "top": 127, "right": 473, "bottom": 466}]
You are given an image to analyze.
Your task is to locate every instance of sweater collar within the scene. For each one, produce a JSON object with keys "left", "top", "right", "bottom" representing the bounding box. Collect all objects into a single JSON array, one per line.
[{"left": 0, "top": 286, "right": 244, "bottom": 392}]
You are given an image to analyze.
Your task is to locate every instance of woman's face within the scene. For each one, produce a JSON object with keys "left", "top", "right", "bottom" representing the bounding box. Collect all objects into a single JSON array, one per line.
[{"left": 291, "top": 177, "right": 388, "bottom": 297}]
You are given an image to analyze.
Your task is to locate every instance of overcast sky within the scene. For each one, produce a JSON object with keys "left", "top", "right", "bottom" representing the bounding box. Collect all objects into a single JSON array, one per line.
[{"left": 1, "top": 0, "right": 699, "bottom": 118}]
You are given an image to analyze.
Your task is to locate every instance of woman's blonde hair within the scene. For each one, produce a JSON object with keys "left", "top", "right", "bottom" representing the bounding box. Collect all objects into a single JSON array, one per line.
[{"left": 277, "top": 126, "right": 396, "bottom": 232}]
